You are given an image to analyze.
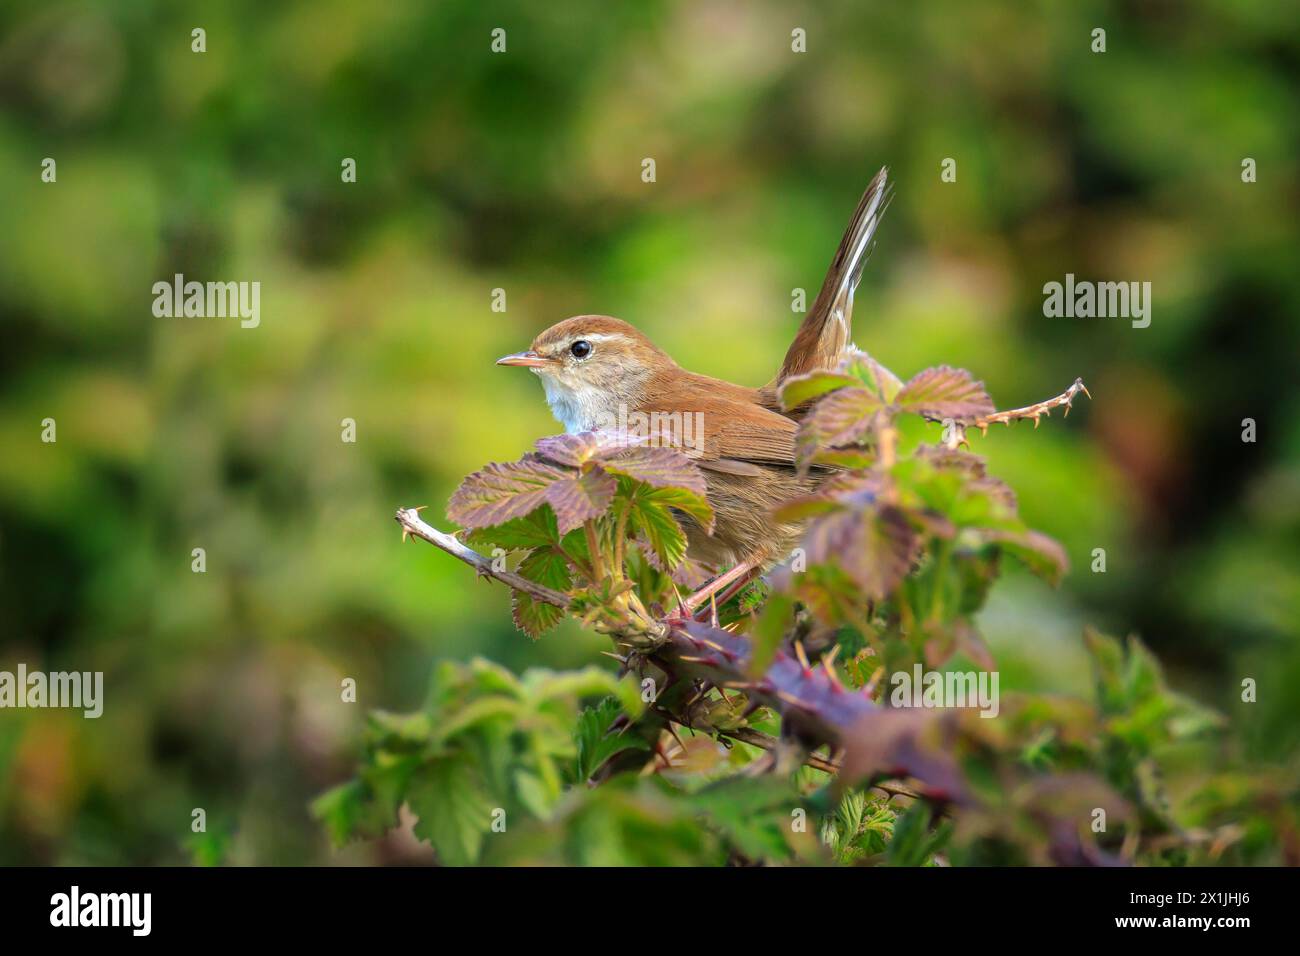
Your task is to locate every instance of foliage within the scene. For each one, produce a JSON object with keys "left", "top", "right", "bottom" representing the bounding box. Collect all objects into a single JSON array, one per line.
[
  {"left": 321, "top": 351, "right": 1298, "bottom": 865},
  {"left": 3, "top": 0, "right": 1296, "bottom": 866}
]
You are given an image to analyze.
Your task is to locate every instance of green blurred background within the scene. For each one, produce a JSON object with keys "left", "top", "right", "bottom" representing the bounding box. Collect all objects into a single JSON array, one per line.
[{"left": 1, "top": 0, "right": 1297, "bottom": 864}]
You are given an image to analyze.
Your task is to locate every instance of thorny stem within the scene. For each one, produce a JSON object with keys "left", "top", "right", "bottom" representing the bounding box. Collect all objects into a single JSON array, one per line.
[
  {"left": 396, "top": 510, "right": 945, "bottom": 808},
  {"left": 720, "top": 727, "right": 928, "bottom": 804},
  {"left": 395, "top": 508, "right": 569, "bottom": 608},
  {"left": 943, "top": 377, "right": 1090, "bottom": 450}
]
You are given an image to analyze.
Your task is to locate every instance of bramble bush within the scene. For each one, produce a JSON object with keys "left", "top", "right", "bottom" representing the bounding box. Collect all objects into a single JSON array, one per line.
[{"left": 313, "top": 351, "right": 1292, "bottom": 866}]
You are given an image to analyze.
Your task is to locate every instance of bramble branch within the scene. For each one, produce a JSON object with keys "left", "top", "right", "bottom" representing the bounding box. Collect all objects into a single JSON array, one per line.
[
  {"left": 944, "top": 377, "right": 1091, "bottom": 449},
  {"left": 394, "top": 507, "right": 570, "bottom": 608}
]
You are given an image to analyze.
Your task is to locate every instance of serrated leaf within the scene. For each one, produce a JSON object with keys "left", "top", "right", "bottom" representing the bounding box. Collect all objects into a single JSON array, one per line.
[
  {"left": 795, "top": 387, "right": 886, "bottom": 465},
  {"left": 846, "top": 351, "right": 904, "bottom": 402},
  {"left": 407, "top": 755, "right": 494, "bottom": 866},
  {"left": 513, "top": 591, "right": 565, "bottom": 639},
  {"left": 574, "top": 697, "right": 650, "bottom": 782},
  {"left": 803, "top": 504, "right": 916, "bottom": 602},
  {"left": 509, "top": 543, "right": 573, "bottom": 638},
  {"left": 630, "top": 494, "right": 689, "bottom": 569},
  {"left": 448, "top": 455, "right": 572, "bottom": 530},
  {"left": 895, "top": 365, "right": 995, "bottom": 421},
  {"left": 516, "top": 548, "right": 573, "bottom": 591},
  {"left": 534, "top": 431, "right": 619, "bottom": 467},
  {"left": 544, "top": 467, "right": 618, "bottom": 534},
  {"left": 602, "top": 445, "right": 707, "bottom": 496},
  {"left": 646, "top": 485, "right": 714, "bottom": 531}
]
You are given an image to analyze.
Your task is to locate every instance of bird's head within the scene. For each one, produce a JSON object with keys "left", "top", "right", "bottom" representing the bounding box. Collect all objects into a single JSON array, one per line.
[{"left": 497, "top": 315, "right": 674, "bottom": 433}]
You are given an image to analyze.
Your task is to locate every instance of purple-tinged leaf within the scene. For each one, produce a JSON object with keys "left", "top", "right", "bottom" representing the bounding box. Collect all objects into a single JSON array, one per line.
[
  {"left": 896, "top": 365, "right": 995, "bottom": 421},
  {"left": 802, "top": 504, "right": 916, "bottom": 602},
  {"left": 839, "top": 708, "right": 970, "bottom": 806},
  {"left": 544, "top": 467, "right": 618, "bottom": 534},
  {"left": 983, "top": 529, "right": 1069, "bottom": 585},
  {"left": 534, "top": 432, "right": 614, "bottom": 468},
  {"left": 795, "top": 387, "right": 886, "bottom": 466},
  {"left": 845, "top": 351, "right": 904, "bottom": 403},
  {"left": 448, "top": 455, "right": 573, "bottom": 530},
  {"left": 602, "top": 445, "right": 707, "bottom": 496}
]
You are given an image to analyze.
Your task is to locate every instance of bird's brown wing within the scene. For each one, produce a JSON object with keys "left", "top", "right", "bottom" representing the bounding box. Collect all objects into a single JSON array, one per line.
[{"left": 639, "top": 372, "right": 799, "bottom": 474}]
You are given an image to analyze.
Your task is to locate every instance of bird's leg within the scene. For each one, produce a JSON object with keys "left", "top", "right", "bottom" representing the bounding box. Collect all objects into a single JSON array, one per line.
[
  {"left": 678, "top": 556, "right": 763, "bottom": 616},
  {"left": 703, "top": 564, "right": 767, "bottom": 616}
]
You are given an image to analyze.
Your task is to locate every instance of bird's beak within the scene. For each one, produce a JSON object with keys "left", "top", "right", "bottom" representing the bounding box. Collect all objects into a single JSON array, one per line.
[{"left": 496, "top": 350, "right": 550, "bottom": 368}]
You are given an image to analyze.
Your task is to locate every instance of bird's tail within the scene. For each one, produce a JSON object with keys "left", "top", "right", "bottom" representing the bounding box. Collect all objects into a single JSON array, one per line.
[{"left": 762, "top": 167, "right": 891, "bottom": 406}]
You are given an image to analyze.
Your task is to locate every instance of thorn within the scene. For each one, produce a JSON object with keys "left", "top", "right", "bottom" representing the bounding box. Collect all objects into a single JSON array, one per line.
[
  {"left": 677, "top": 655, "right": 712, "bottom": 664},
  {"left": 822, "top": 644, "right": 841, "bottom": 669},
  {"left": 665, "top": 723, "right": 688, "bottom": 754},
  {"left": 600, "top": 651, "right": 629, "bottom": 664},
  {"left": 794, "top": 641, "right": 811, "bottom": 671},
  {"left": 1080, "top": 381, "right": 1092, "bottom": 400},
  {"left": 824, "top": 663, "right": 845, "bottom": 693},
  {"left": 692, "top": 636, "right": 726, "bottom": 653},
  {"left": 776, "top": 690, "right": 808, "bottom": 709},
  {"left": 863, "top": 665, "right": 885, "bottom": 697}
]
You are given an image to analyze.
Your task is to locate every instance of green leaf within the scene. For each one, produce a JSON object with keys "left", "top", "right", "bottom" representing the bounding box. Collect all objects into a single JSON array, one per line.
[
  {"left": 625, "top": 484, "right": 704, "bottom": 570},
  {"left": 524, "top": 666, "right": 637, "bottom": 709},
  {"left": 407, "top": 755, "right": 495, "bottom": 867},
  {"left": 465, "top": 507, "right": 560, "bottom": 551},
  {"left": 574, "top": 697, "right": 650, "bottom": 782},
  {"left": 513, "top": 592, "right": 564, "bottom": 639},
  {"left": 688, "top": 777, "right": 800, "bottom": 862},
  {"left": 885, "top": 801, "right": 950, "bottom": 866},
  {"left": 778, "top": 370, "right": 858, "bottom": 410},
  {"left": 846, "top": 351, "right": 904, "bottom": 403},
  {"left": 311, "top": 781, "right": 376, "bottom": 849},
  {"left": 516, "top": 548, "right": 572, "bottom": 591}
]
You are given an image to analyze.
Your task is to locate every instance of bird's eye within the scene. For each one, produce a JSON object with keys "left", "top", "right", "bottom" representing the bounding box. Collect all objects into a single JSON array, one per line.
[{"left": 570, "top": 340, "right": 592, "bottom": 359}]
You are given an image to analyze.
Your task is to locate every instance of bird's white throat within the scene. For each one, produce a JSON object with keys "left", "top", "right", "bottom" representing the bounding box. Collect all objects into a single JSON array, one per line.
[{"left": 538, "top": 375, "right": 615, "bottom": 435}]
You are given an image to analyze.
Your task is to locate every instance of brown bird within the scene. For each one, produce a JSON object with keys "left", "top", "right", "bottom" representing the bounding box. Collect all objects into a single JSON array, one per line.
[{"left": 497, "top": 168, "right": 891, "bottom": 603}]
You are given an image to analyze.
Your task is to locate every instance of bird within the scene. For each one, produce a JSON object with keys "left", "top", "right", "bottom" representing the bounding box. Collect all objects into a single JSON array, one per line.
[{"left": 497, "top": 167, "right": 891, "bottom": 605}]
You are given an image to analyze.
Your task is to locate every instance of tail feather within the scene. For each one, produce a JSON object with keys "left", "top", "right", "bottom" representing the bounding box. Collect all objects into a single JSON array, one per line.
[{"left": 764, "top": 167, "right": 891, "bottom": 406}]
